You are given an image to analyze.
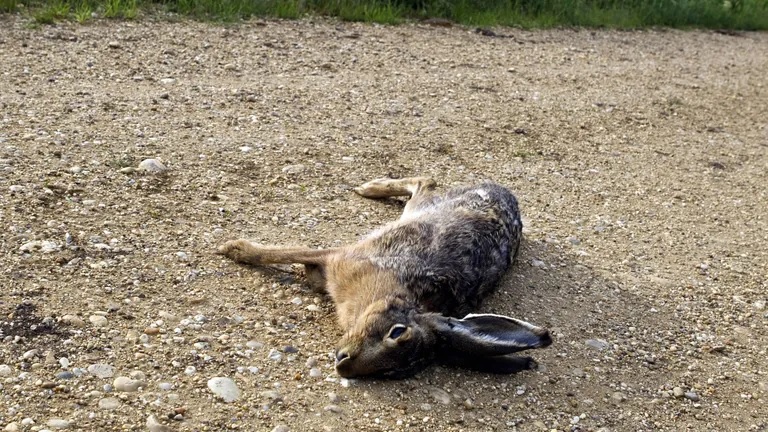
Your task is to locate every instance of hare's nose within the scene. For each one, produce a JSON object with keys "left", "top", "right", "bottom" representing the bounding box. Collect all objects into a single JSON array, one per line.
[{"left": 335, "top": 349, "right": 350, "bottom": 364}]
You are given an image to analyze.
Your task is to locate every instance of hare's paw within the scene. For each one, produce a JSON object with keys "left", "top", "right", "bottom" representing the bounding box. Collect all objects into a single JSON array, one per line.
[
  {"left": 353, "top": 178, "right": 396, "bottom": 198},
  {"left": 217, "top": 239, "right": 260, "bottom": 264}
]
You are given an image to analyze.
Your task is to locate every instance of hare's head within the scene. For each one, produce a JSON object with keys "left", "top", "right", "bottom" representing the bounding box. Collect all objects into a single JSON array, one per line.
[{"left": 334, "top": 298, "right": 552, "bottom": 379}]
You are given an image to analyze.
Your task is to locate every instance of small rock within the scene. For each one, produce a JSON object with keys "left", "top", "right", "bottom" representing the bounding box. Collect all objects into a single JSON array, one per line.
[
  {"left": 531, "top": 258, "right": 546, "bottom": 269},
  {"left": 324, "top": 405, "right": 342, "bottom": 413},
  {"left": 272, "top": 426, "right": 290, "bottom": 432},
  {"left": 612, "top": 392, "right": 627, "bottom": 402},
  {"left": 223, "top": 63, "right": 237, "bottom": 71},
  {"left": 246, "top": 340, "right": 264, "bottom": 350},
  {"left": 159, "top": 78, "right": 176, "bottom": 85},
  {"left": 107, "top": 41, "right": 121, "bottom": 48},
  {"left": 98, "top": 397, "right": 120, "bottom": 410},
  {"left": 146, "top": 415, "right": 172, "bottom": 432},
  {"left": 68, "top": 166, "right": 82, "bottom": 174},
  {"left": 239, "top": 146, "right": 252, "bottom": 152},
  {"left": 309, "top": 368, "right": 322, "bottom": 378},
  {"left": 428, "top": 387, "right": 451, "bottom": 405},
  {"left": 282, "top": 164, "right": 306, "bottom": 175},
  {"left": 89, "top": 315, "right": 108, "bottom": 327},
  {"left": 328, "top": 392, "right": 340, "bottom": 403},
  {"left": 283, "top": 345, "right": 298, "bottom": 354},
  {"left": 673, "top": 387, "right": 685, "bottom": 398},
  {"left": 754, "top": 300, "right": 766, "bottom": 310},
  {"left": 0, "top": 364, "right": 14, "bottom": 376},
  {"left": 268, "top": 349, "right": 283, "bottom": 362},
  {"left": 113, "top": 376, "right": 144, "bottom": 392},
  {"left": 144, "top": 327, "right": 161, "bottom": 335},
  {"left": 9, "top": 185, "right": 25, "bottom": 192},
  {"left": 137, "top": 158, "right": 168, "bottom": 174},
  {"left": 207, "top": 377, "right": 240, "bottom": 402},
  {"left": 685, "top": 391, "right": 700, "bottom": 402},
  {"left": 4, "top": 423, "right": 19, "bottom": 432},
  {"left": 87, "top": 364, "right": 114, "bottom": 378},
  {"left": 61, "top": 315, "right": 85, "bottom": 327},
  {"left": 46, "top": 419, "right": 70, "bottom": 429},
  {"left": 585, "top": 339, "right": 610, "bottom": 350},
  {"left": 55, "top": 371, "right": 75, "bottom": 380}
]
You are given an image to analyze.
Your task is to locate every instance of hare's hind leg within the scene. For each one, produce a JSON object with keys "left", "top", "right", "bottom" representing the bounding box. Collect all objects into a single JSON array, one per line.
[
  {"left": 354, "top": 177, "right": 436, "bottom": 215},
  {"left": 217, "top": 239, "right": 338, "bottom": 266}
]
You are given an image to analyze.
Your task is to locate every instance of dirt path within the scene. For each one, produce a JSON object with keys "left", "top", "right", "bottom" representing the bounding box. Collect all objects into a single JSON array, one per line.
[{"left": 1, "top": 17, "right": 767, "bottom": 432}]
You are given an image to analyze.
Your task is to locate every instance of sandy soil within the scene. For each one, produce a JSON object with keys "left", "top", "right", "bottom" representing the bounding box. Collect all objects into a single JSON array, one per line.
[{"left": 0, "top": 16, "right": 767, "bottom": 432}]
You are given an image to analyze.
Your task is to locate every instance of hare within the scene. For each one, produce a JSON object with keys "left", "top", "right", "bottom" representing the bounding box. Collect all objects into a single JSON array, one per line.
[{"left": 218, "top": 177, "right": 551, "bottom": 378}]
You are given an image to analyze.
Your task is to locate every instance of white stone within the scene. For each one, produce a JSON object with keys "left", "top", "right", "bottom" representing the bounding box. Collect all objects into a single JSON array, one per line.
[
  {"left": 88, "top": 364, "right": 114, "bottom": 378},
  {"left": 137, "top": 159, "right": 168, "bottom": 174},
  {"left": 98, "top": 397, "right": 120, "bottom": 410},
  {"left": 146, "top": 415, "right": 171, "bottom": 432},
  {"left": 113, "top": 376, "right": 144, "bottom": 392},
  {"left": 89, "top": 315, "right": 108, "bottom": 327},
  {"left": 0, "top": 364, "right": 13, "bottom": 376},
  {"left": 46, "top": 419, "right": 70, "bottom": 429},
  {"left": 207, "top": 377, "right": 240, "bottom": 402}
]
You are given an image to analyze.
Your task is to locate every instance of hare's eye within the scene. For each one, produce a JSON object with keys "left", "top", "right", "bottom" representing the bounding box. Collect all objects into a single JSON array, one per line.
[{"left": 388, "top": 324, "right": 407, "bottom": 340}]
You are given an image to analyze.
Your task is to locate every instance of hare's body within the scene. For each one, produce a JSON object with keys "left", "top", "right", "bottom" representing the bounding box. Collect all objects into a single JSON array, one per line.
[
  {"left": 349, "top": 182, "right": 522, "bottom": 317},
  {"left": 219, "top": 177, "right": 550, "bottom": 378}
]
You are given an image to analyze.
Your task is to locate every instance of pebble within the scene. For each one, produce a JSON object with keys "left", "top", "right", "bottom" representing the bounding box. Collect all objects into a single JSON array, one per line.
[
  {"left": 531, "top": 258, "right": 546, "bottom": 269},
  {"left": 585, "top": 339, "right": 610, "bottom": 350},
  {"left": 290, "top": 297, "right": 303, "bottom": 305},
  {"left": 55, "top": 371, "right": 74, "bottom": 380},
  {"left": 428, "top": 387, "right": 451, "bottom": 404},
  {"left": 98, "top": 397, "right": 120, "bottom": 410},
  {"left": 0, "top": 364, "right": 14, "bottom": 376},
  {"left": 159, "top": 78, "right": 176, "bottom": 85},
  {"left": 309, "top": 368, "right": 322, "bottom": 378},
  {"left": 328, "top": 392, "right": 340, "bottom": 403},
  {"left": 87, "top": 364, "right": 114, "bottom": 378},
  {"left": 107, "top": 41, "right": 121, "bottom": 48},
  {"left": 46, "top": 419, "right": 70, "bottom": 429},
  {"left": 324, "top": 405, "right": 342, "bottom": 413},
  {"left": 19, "top": 240, "right": 61, "bottom": 253},
  {"left": 146, "top": 415, "right": 172, "bottom": 432},
  {"left": 612, "top": 392, "right": 627, "bottom": 402},
  {"left": 272, "top": 426, "right": 290, "bottom": 432},
  {"left": 113, "top": 376, "right": 144, "bottom": 392},
  {"left": 88, "top": 315, "right": 108, "bottom": 327},
  {"left": 137, "top": 158, "right": 168, "bottom": 174},
  {"left": 260, "top": 390, "right": 283, "bottom": 402},
  {"left": 144, "top": 327, "right": 160, "bottom": 335},
  {"left": 673, "top": 387, "right": 685, "bottom": 398},
  {"left": 281, "top": 164, "right": 306, "bottom": 175},
  {"left": 268, "top": 349, "right": 283, "bottom": 362},
  {"left": 246, "top": 340, "right": 264, "bottom": 349},
  {"left": 61, "top": 315, "right": 85, "bottom": 327},
  {"left": 685, "top": 391, "right": 700, "bottom": 402},
  {"left": 159, "top": 382, "right": 174, "bottom": 390},
  {"left": 4, "top": 424, "right": 19, "bottom": 432},
  {"left": 207, "top": 377, "right": 240, "bottom": 402},
  {"left": 9, "top": 185, "right": 25, "bottom": 192}
]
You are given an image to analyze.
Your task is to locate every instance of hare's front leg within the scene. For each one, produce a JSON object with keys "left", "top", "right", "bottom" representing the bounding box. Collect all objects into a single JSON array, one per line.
[
  {"left": 217, "top": 239, "right": 337, "bottom": 266},
  {"left": 354, "top": 177, "right": 436, "bottom": 215}
]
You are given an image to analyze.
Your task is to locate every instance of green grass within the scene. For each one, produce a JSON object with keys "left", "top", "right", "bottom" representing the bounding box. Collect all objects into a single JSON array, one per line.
[{"left": 3, "top": 0, "right": 767, "bottom": 30}]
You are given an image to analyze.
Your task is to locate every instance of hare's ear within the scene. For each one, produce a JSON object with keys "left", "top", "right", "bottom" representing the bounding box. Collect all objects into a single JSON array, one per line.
[
  {"left": 427, "top": 313, "right": 552, "bottom": 357},
  {"left": 422, "top": 313, "right": 552, "bottom": 374}
]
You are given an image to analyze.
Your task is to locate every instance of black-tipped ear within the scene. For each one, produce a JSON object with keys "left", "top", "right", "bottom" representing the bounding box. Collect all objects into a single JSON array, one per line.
[{"left": 429, "top": 313, "right": 552, "bottom": 357}]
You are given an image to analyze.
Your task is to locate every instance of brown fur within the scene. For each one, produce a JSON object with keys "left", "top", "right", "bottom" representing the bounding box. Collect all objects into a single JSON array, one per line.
[{"left": 218, "top": 177, "right": 551, "bottom": 378}]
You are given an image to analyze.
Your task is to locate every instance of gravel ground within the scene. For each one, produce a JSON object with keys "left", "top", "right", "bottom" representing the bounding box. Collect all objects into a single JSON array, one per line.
[{"left": 1, "top": 16, "right": 767, "bottom": 432}]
